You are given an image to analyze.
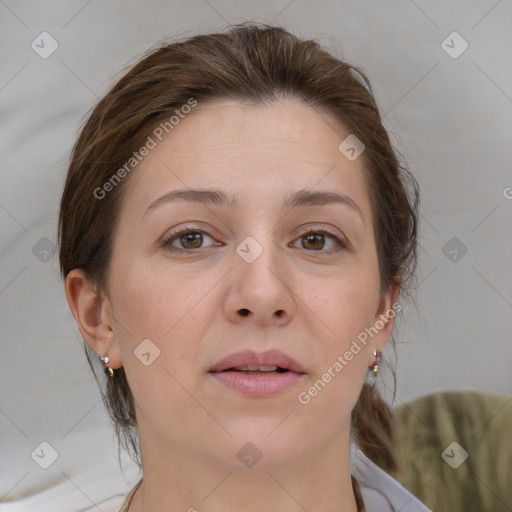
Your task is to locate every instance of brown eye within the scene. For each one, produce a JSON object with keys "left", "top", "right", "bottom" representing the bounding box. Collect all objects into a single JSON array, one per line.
[
  {"left": 302, "top": 233, "right": 326, "bottom": 250},
  {"left": 292, "top": 230, "right": 346, "bottom": 252},
  {"left": 163, "top": 229, "right": 218, "bottom": 252},
  {"left": 179, "top": 232, "right": 203, "bottom": 249}
]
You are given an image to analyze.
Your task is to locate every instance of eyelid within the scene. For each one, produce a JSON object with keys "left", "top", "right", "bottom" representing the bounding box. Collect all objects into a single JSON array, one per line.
[{"left": 295, "top": 223, "right": 346, "bottom": 242}]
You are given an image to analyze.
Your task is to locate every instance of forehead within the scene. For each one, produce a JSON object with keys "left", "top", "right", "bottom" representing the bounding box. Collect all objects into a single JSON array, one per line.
[{"left": 120, "top": 97, "right": 371, "bottom": 218}]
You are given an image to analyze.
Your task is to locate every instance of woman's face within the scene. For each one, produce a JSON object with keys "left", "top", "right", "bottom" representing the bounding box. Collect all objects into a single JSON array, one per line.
[{"left": 96, "top": 98, "right": 397, "bottom": 468}]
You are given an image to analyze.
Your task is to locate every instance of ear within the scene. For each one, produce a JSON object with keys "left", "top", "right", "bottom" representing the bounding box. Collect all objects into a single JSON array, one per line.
[
  {"left": 370, "top": 280, "right": 401, "bottom": 357},
  {"left": 64, "top": 269, "right": 123, "bottom": 369}
]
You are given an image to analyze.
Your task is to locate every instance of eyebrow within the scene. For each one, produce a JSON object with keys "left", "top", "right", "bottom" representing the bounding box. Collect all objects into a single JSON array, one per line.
[{"left": 143, "top": 188, "right": 365, "bottom": 224}]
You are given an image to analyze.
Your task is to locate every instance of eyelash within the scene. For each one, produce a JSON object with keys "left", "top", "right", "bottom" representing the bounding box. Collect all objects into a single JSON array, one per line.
[{"left": 161, "top": 225, "right": 347, "bottom": 253}]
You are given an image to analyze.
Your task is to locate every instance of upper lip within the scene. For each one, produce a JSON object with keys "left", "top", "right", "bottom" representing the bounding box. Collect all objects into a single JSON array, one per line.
[{"left": 209, "top": 349, "right": 306, "bottom": 374}]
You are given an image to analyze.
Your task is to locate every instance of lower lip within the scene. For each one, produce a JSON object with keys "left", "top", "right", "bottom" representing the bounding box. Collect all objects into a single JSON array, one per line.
[{"left": 209, "top": 371, "right": 305, "bottom": 397}]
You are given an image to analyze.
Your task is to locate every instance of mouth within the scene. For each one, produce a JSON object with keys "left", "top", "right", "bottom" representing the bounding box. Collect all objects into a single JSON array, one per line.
[
  {"left": 208, "top": 349, "right": 306, "bottom": 396},
  {"left": 215, "top": 365, "right": 290, "bottom": 375}
]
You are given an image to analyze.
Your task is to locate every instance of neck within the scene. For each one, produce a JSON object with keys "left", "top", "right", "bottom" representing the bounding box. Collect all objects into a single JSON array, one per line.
[{"left": 128, "top": 427, "right": 358, "bottom": 512}]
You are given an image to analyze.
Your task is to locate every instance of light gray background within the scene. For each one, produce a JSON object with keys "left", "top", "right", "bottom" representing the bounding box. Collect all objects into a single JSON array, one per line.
[{"left": 1, "top": 0, "right": 511, "bottom": 509}]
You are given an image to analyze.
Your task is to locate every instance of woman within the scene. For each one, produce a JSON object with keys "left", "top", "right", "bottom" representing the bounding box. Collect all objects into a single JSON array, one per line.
[{"left": 58, "top": 23, "right": 430, "bottom": 512}]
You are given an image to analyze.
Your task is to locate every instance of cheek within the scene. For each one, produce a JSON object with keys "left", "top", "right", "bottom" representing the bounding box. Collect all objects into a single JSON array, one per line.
[
  {"left": 298, "top": 284, "right": 372, "bottom": 425},
  {"left": 110, "top": 260, "right": 220, "bottom": 375},
  {"left": 111, "top": 259, "right": 202, "bottom": 336},
  {"left": 304, "top": 267, "right": 379, "bottom": 339},
  {"left": 297, "top": 267, "right": 378, "bottom": 397},
  {"left": 108, "top": 264, "right": 211, "bottom": 414}
]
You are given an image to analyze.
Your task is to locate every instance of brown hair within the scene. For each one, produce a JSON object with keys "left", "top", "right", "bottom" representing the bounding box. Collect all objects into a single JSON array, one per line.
[{"left": 58, "top": 22, "right": 419, "bottom": 474}]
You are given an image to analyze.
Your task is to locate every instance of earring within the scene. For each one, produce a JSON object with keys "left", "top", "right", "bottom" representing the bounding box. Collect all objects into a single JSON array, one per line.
[
  {"left": 100, "top": 355, "right": 114, "bottom": 378},
  {"left": 371, "top": 349, "right": 383, "bottom": 377}
]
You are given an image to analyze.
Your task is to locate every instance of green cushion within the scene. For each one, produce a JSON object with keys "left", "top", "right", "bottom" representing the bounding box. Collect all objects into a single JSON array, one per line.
[{"left": 390, "top": 390, "right": 512, "bottom": 511}]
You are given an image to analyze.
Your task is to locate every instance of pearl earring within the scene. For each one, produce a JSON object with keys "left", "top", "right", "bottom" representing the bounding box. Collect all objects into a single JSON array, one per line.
[
  {"left": 371, "top": 349, "right": 383, "bottom": 377},
  {"left": 100, "top": 355, "right": 114, "bottom": 377}
]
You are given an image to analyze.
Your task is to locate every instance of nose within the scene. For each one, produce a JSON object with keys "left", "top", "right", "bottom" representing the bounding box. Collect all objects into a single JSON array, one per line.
[{"left": 223, "top": 235, "right": 296, "bottom": 327}]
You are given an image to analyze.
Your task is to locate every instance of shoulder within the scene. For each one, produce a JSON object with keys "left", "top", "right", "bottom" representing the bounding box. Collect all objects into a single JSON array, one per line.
[{"left": 350, "top": 444, "right": 432, "bottom": 512}]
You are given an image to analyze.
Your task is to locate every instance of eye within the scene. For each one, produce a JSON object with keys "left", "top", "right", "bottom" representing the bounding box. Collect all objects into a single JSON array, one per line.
[
  {"left": 291, "top": 229, "right": 347, "bottom": 252},
  {"left": 161, "top": 226, "right": 347, "bottom": 253},
  {"left": 162, "top": 228, "right": 220, "bottom": 252}
]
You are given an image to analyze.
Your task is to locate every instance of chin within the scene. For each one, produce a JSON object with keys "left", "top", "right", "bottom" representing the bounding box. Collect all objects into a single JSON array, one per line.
[{"left": 215, "top": 428, "right": 305, "bottom": 469}]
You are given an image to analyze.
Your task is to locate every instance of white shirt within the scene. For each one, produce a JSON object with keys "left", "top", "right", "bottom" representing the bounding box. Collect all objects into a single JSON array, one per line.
[{"left": 351, "top": 444, "right": 431, "bottom": 511}]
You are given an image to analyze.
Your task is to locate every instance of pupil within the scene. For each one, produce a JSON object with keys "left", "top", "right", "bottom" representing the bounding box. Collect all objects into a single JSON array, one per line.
[
  {"left": 181, "top": 232, "right": 202, "bottom": 248},
  {"left": 304, "top": 234, "right": 324, "bottom": 250}
]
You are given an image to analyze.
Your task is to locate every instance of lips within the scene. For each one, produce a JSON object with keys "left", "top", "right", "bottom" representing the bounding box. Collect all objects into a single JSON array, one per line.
[
  {"left": 208, "top": 349, "right": 306, "bottom": 397},
  {"left": 208, "top": 349, "right": 306, "bottom": 374}
]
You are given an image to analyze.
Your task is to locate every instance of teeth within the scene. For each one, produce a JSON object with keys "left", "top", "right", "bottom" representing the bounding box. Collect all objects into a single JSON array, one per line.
[
  {"left": 258, "top": 365, "right": 279, "bottom": 371},
  {"left": 235, "top": 365, "right": 279, "bottom": 372}
]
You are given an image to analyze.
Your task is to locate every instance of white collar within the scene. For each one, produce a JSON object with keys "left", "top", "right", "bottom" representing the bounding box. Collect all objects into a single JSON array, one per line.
[{"left": 350, "top": 444, "right": 432, "bottom": 512}]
